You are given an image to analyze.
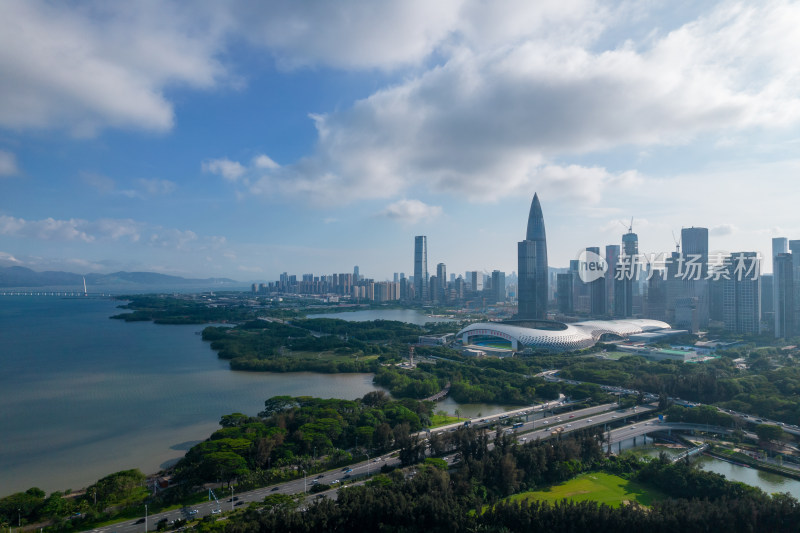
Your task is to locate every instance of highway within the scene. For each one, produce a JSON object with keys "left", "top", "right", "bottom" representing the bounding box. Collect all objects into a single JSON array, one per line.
[
  {"left": 85, "top": 400, "right": 638, "bottom": 533},
  {"left": 84, "top": 401, "right": 661, "bottom": 533}
]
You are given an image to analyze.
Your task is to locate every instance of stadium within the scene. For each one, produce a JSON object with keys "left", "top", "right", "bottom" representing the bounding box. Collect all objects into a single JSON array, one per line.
[{"left": 457, "top": 319, "right": 671, "bottom": 353}]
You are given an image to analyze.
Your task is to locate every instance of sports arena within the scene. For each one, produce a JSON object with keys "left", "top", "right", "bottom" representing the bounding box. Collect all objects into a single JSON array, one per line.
[{"left": 457, "top": 319, "right": 671, "bottom": 353}]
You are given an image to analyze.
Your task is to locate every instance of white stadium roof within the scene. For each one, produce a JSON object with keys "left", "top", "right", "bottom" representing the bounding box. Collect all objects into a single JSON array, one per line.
[{"left": 457, "top": 318, "right": 671, "bottom": 352}]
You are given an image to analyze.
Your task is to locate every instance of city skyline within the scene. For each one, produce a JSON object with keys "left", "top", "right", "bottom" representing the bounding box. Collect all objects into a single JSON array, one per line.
[{"left": 2, "top": 2, "right": 800, "bottom": 280}]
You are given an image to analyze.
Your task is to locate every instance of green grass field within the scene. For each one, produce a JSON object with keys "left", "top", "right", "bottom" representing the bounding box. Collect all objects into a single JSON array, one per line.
[
  {"left": 508, "top": 472, "right": 666, "bottom": 508},
  {"left": 599, "top": 351, "right": 632, "bottom": 360},
  {"left": 430, "top": 414, "right": 462, "bottom": 427},
  {"left": 287, "top": 350, "right": 379, "bottom": 362}
]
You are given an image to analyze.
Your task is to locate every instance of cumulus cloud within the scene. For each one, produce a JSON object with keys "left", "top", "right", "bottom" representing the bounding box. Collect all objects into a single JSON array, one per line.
[
  {"left": 0, "top": 214, "right": 227, "bottom": 255},
  {"left": 202, "top": 158, "right": 247, "bottom": 182},
  {"left": 202, "top": 2, "right": 800, "bottom": 207},
  {"left": 379, "top": 199, "right": 442, "bottom": 222},
  {"left": 0, "top": 0, "right": 227, "bottom": 136},
  {"left": 0, "top": 150, "right": 18, "bottom": 176},
  {"left": 231, "top": 0, "right": 462, "bottom": 70}
]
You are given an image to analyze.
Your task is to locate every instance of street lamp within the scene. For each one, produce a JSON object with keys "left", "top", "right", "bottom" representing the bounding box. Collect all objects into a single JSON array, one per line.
[
  {"left": 303, "top": 469, "right": 307, "bottom": 494},
  {"left": 144, "top": 504, "right": 148, "bottom": 532},
  {"left": 366, "top": 453, "right": 370, "bottom": 476},
  {"left": 231, "top": 486, "right": 234, "bottom": 511}
]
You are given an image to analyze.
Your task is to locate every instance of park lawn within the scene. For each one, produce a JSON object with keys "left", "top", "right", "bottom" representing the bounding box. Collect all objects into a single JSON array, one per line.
[
  {"left": 600, "top": 351, "right": 631, "bottom": 360},
  {"left": 430, "top": 414, "right": 462, "bottom": 427},
  {"left": 508, "top": 472, "right": 666, "bottom": 508},
  {"left": 287, "top": 350, "right": 379, "bottom": 362}
]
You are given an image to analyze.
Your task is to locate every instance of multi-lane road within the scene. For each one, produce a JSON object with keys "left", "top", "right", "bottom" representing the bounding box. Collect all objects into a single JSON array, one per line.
[{"left": 87, "top": 400, "right": 662, "bottom": 533}]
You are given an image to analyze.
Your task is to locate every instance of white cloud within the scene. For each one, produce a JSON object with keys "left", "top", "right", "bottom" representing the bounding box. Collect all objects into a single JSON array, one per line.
[
  {"left": 253, "top": 155, "right": 280, "bottom": 170},
  {"left": 0, "top": 251, "right": 22, "bottom": 265},
  {"left": 232, "top": 0, "right": 462, "bottom": 70},
  {"left": 0, "top": 215, "right": 95, "bottom": 242},
  {"left": 0, "top": 215, "right": 229, "bottom": 256},
  {"left": 379, "top": 199, "right": 442, "bottom": 223},
  {"left": 0, "top": 0, "right": 227, "bottom": 136},
  {"left": 202, "top": 158, "right": 247, "bottom": 182},
  {"left": 0, "top": 150, "right": 18, "bottom": 176},
  {"left": 216, "top": 1, "right": 800, "bottom": 206}
]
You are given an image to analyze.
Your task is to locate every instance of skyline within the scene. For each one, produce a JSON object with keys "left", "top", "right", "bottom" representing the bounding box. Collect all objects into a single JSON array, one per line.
[{"left": 2, "top": 1, "right": 800, "bottom": 281}]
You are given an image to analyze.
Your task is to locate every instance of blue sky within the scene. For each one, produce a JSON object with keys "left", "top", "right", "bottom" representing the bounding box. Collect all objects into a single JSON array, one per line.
[{"left": 1, "top": 0, "right": 800, "bottom": 281}]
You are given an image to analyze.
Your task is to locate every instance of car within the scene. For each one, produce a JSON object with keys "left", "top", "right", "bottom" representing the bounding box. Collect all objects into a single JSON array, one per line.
[
  {"left": 135, "top": 518, "right": 146, "bottom": 524},
  {"left": 569, "top": 415, "right": 574, "bottom": 418},
  {"left": 586, "top": 419, "right": 593, "bottom": 423},
  {"left": 211, "top": 509, "right": 221, "bottom": 515},
  {"left": 188, "top": 509, "right": 198, "bottom": 515},
  {"left": 332, "top": 479, "right": 340, "bottom": 484},
  {"left": 611, "top": 415, "right": 617, "bottom": 418},
  {"left": 316, "top": 474, "right": 324, "bottom": 479},
  {"left": 344, "top": 474, "right": 351, "bottom": 479},
  {"left": 235, "top": 501, "right": 244, "bottom": 506},
  {"left": 271, "top": 486, "right": 280, "bottom": 491},
  {"left": 565, "top": 424, "right": 572, "bottom": 428},
  {"left": 631, "top": 426, "right": 637, "bottom": 429},
  {"left": 312, "top": 479, "right": 319, "bottom": 484},
  {"left": 345, "top": 468, "right": 353, "bottom": 473}
]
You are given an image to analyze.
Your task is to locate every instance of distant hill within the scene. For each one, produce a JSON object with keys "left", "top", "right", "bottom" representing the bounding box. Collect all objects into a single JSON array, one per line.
[{"left": 0, "top": 266, "right": 239, "bottom": 288}]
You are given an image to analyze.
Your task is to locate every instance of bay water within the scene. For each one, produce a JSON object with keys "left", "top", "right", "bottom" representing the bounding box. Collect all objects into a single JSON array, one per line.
[{"left": 0, "top": 296, "right": 381, "bottom": 496}]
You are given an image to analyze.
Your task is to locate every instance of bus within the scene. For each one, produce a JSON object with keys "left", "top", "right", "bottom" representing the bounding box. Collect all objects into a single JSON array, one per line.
[{"left": 512, "top": 422, "right": 524, "bottom": 429}]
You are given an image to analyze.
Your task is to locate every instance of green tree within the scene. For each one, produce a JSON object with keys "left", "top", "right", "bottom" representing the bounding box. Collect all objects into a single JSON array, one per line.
[{"left": 755, "top": 424, "right": 785, "bottom": 443}]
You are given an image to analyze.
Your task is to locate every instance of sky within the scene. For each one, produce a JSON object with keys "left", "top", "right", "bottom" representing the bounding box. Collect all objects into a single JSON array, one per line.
[{"left": 1, "top": 0, "right": 800, "bottom": 282}]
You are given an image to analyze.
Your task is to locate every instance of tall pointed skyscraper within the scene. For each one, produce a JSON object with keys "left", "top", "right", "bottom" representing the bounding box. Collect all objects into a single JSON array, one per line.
[{"left": 518, "top": 193, "right": 548, "bottom": 319}]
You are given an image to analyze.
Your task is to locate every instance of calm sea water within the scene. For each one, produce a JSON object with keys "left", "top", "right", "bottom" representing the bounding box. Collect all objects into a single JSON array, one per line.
[{"left": 0, "top": 296, "right": 382, "bottom": 496}]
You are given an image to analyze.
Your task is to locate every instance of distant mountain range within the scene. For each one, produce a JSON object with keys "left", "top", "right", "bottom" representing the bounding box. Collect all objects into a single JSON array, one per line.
[{"left": 0, "top": 266, "right": 239, "bottom": 288}]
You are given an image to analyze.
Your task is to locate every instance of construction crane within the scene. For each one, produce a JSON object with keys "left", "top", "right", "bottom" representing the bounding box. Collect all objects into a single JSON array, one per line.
[
  {"left": 618, "top": 217, "right": 634, "bottom": 234},
  {"left": 671, "top": 230, "right": 681, "bottom": 254}
]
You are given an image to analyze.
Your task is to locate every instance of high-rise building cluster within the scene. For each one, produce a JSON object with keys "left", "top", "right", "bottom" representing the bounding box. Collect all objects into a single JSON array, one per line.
[
  {"left": 251, "top": 192, "right": 782, "bottom": 338},
  {"left": 252, "top": 268, "right": 403, "bottom": 302}
]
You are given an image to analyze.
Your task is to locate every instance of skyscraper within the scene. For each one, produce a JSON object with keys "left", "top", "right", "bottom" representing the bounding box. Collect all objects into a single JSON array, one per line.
[
  {"left": 790, "top": 240, "right": 800, "bottom": 331},
  {"left": 773, "top": 237, "right": 789, "bottom": 337},
  {"left": 605, "top": 245, "right": 619, "bottom": 314},
  {"left": 681, "top": 227, "right": 709, "bottom": 328},
  {"left": 436, "top": 262, "right": 447, "bottom": 302},
  {"left": 517, "top": 193, "right": 548, "bottom": 319},
  {"left": 414, "top": 236, "right": 429, "bottom": 301},
  {"left": 587, "top": 246, "right": 606, "bottom": 316},
  {"left": 557, "top": 272, "right": 574, "bottom": 314},
  {"left": 722, "top": 252, "right": 761, "bottom": 335},
  {"left": 616, "top": 229, "right": 638, "bottom": 317},
  {"left": 492, "top": 270, "right": 506, "bottom": 303},
  {"left": 775, "top": 252, "right": 794, "bottom": 338}
]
